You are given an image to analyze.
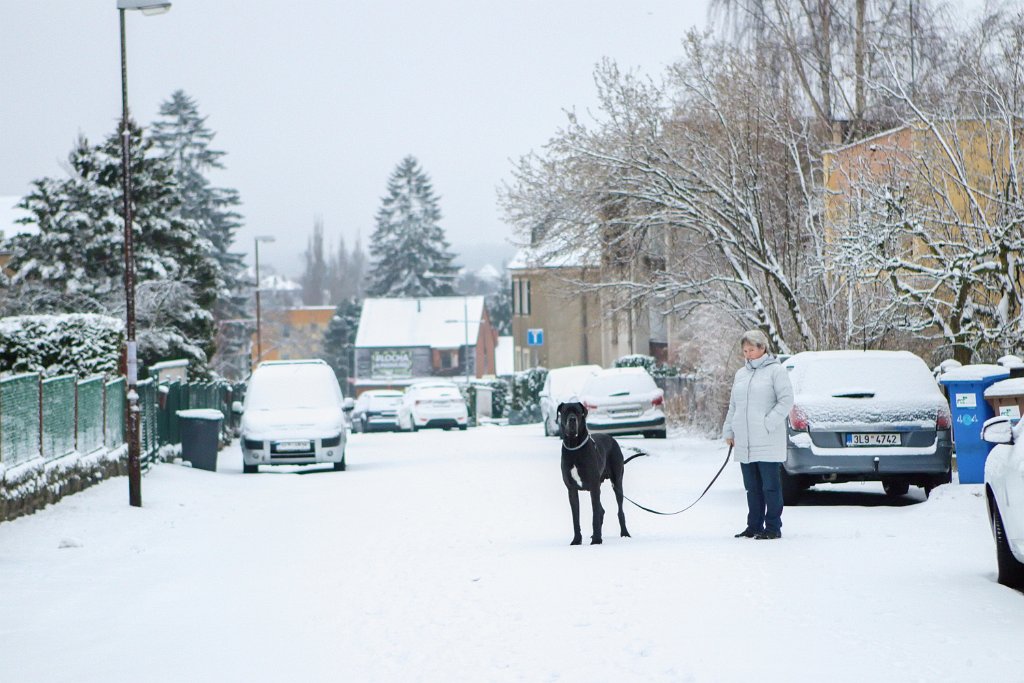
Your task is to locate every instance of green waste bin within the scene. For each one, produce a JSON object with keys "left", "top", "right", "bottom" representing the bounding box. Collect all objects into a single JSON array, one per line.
[{"left": 177, "top": 409, "right": 223, "bottom": 472}]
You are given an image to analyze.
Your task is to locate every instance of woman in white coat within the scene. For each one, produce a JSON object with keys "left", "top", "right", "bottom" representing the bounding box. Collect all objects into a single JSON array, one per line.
[{"left": 721, "top": 330, "right": 794, "bottom": 540}]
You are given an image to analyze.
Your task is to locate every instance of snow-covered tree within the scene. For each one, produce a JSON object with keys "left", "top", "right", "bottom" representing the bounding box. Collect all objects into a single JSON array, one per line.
[
  {"left": 367, "top": 156, "right": 458, "bottom": 297},
  {"left": 327, "top": 234, "right": 367, "bottom": 304},
  {"left": 322, "top": 298, "right": 362, "bottom": 387},
  {"left": 151, "top": 90, "right": 247, "bottom": 321},
  {"left": 4, "top": 122, "right": 218, "bottom": 375}
]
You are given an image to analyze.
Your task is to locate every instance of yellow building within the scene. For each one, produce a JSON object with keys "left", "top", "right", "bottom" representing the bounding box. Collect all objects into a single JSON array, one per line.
[{"left": 252, "top": 306, "right": 336, "bottom": 365}]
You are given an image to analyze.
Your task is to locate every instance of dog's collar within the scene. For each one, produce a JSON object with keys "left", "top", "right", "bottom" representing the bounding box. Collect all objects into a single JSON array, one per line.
[{"left": 561, "top": 434, "right": 593, "bottom": 451}]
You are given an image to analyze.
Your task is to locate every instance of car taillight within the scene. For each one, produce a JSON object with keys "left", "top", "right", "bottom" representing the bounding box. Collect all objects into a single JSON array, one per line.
[
  {"left": 584, "top": 402, "right": 598, "bottom": 411},
  {"left": 936, "top": 406, "right": 951, "bottom": 429},
  {"left": 789, "top": 406, "right": 808, "bottom": 431},
  {"left": 415, "top": 400, "right": 423, "bottom": 406},
  {"left": 652, "top": 395, "right": 664, "bottom": 407}
]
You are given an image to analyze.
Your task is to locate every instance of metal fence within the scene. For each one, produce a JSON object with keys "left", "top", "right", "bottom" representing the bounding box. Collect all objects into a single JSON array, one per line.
[{"left": 0, "top": 374, "right": 236, "bottom": 469}]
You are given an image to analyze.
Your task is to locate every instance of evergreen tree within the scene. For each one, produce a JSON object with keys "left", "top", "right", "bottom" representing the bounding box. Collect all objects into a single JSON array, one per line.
[
  {"left": 488, "top": 271, "right": 513, "bottom": 336},
  {"left": 151, "top": 90, "right": 246, "bottom": 321},
  {"left": 301, "top": 217, "right": 328, "bottom": 305},
  {"left": 327, "top": 234, "right": 350, "bottom": 304},
  {"left": 366, "top": 156, "right": 458, "bottom": 297},
  {"left": 322, "top": 298, "right": 362, "bottom": 388},
  {"left": 6, "top": 122, "right": 217, "bottom": 375}
]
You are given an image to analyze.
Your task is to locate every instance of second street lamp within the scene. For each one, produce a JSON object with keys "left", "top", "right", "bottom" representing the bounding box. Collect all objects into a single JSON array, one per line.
[
  {"left": 254, "top": 235, "right": 275, "bottom": 369},
  {"left": 118, "top": 0, "right": 171, "bottom": 509}
]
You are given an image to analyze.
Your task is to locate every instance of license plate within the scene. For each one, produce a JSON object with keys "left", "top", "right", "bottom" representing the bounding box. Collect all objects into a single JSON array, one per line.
[
  {"left": 276, "top": 440, "right": 311, "bottom": 452},
  {"left": 846, "top": 433, "right": 900, "bottom": 447}
]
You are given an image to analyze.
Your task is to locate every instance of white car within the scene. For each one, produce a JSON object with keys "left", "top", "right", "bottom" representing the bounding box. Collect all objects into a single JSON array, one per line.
[
  {"left": 983, "top": 416, "right": 1024, "bottom": 590},
  {"left": 398, "top": 381, "right": 469, "bottom": 432},
  {"left": 579, "top": 367, "right": 666, "bottom": 438},
  {"left": 351, "top": 389, "right": 403, "bottom": 433},
  {"left": 239, "top": 360, "right": 353, "bottom": 473},
  {"left": 539, "top": 364, "right": 602, "bottom": 436}
]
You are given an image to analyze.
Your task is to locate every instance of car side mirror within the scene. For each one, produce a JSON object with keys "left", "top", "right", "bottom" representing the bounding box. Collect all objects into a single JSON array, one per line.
[
  {"left": 342, "top": 397, "right": 355, "bottom": 412},
  {"left": 982, "top": 416, "right": 1015, "bottom": 445},
  {"left": 231, "top": 401, "right": 243, "bottom": 415}
]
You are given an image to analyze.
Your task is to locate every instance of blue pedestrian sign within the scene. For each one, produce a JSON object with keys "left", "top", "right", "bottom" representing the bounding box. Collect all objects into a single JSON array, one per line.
[{"left": 527, "top": 328, "right": 544, "bottom": 347}]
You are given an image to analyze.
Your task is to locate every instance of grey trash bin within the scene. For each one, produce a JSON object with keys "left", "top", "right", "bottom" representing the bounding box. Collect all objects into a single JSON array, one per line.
[{"left": 176, "top": 409, "right": 223, "bottom": 472}]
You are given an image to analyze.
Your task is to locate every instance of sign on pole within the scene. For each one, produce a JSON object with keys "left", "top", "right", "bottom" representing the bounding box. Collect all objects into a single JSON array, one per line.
[{"left": 527, "top": 329, "right": 544, "bottom": 347}]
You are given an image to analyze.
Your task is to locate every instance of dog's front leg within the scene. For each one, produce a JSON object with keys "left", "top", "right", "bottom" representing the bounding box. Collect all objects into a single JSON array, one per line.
[
  {"left": 589, "top": 488, "right": 604, "bottom": 545},
  {"left": 567, "top": 488, "right": 582, "bottom": 545}
]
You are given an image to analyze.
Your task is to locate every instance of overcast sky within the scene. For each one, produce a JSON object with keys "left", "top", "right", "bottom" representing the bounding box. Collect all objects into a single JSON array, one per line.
[{"left": 0, "top": 1, "right": 714, "bottom": 276}]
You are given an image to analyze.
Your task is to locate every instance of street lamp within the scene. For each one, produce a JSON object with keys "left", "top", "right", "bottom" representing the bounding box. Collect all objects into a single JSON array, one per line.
[
  {"left": 253, "top": 235, "right": 275, "bottom": 369},
  {"left": 117, "top": 0, "right": 170, "bottom": 509}
]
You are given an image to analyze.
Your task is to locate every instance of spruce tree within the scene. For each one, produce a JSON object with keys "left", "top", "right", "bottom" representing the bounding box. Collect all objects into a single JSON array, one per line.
[
  {"left": 366, "top": 156, "right": 458, "bottom": 297},
  {"left": 151, "top": 90, "right": 246, "bottom": 320}
]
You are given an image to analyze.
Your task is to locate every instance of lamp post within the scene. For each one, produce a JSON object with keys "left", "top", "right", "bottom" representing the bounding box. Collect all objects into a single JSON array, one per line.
[
  {"left": 253, "top": 235, "right": 275, "bottom": 369},
  {"left": 117, "top": 0, "right": 171, "bottom": 509}
]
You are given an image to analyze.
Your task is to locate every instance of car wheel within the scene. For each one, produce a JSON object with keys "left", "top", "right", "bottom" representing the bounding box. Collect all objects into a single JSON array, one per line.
[
  {"left": 459, "top": 425, "right": 468, "bottom": 431},
  {"left": 655, "top": 430, "right": 667, "bottom": 439},
  {"left": 543, "top": 417, "right": 552, "bottom": 437},
  {"left": 924, "top": 471, "right": 951, "bottom": 498},
  {"left": 243, "top": 463, "right": 258, "bottom": 474},
  {"left": 780, "top": 469, "right": 802, "bottom": 506},
  {"left": 411, "top": 422, "right": 419, "bottom": 432},
  {"left": 882, "top": 479, "right": 910, "bottom": 497},
  {"left": 991, "top": 493, "right": 1024, "bottom": 590},
  {"left": 333, "top": 454, "right": 346, "bottom": 472}
]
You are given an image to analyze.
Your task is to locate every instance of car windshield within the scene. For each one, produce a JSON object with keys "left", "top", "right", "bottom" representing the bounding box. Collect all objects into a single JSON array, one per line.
[
  {"left": 582, "top": 372, "right": 656, "bottom": 397},
  {"left": 416, "top": 387, "right": 460, "bottom": 399},
  {"left": 246, "top": 365, "right": 341, "bottom": 410},
  {"left": 796, "top": 356, "right": 938, "bottom": 398}
]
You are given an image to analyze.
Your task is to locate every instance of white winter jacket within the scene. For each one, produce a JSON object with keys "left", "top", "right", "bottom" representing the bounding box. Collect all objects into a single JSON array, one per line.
[{"left": 721, "top": 355, "right": 795, "bottom": 463}]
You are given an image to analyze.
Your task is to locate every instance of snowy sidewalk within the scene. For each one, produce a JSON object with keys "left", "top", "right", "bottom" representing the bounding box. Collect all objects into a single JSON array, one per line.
[{"left": 1, "top": 425, "right": 1021, "bottom": 682}]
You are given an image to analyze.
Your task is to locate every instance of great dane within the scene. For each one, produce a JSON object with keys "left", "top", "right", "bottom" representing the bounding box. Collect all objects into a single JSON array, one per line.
[{"left": 558, "top": 401, "right": 630, "bottom": 545}]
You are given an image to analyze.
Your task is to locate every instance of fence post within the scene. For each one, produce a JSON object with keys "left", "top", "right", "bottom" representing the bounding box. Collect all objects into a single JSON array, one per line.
[{"left": 38, "top": 375, "right": 43, "bottom": 458}]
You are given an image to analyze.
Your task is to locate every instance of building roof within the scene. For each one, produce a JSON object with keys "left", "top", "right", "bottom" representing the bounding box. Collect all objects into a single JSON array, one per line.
[
  {"left": 507, "top": 240, "right": 597, "bottom": 271},
  {"left": 355, "top": 296, "right": 487, "bottom": 348}
]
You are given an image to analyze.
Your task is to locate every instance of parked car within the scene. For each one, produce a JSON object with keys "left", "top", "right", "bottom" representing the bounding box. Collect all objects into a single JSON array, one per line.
[
  {"left": 351, "top": 390, "right": 403, "bottom": 433},
  {"left": 579, "top": 367, "right": 666, "bottom": 438},
  {"left": 539, "top": 364, "right": 602, "bottom": 436},
  {"left": 983, "top": 416, "right": 1024, "bottom": 590},
  {"left": 239, "top": 360, "right": 353, "bottom": 473},
  {"left": 782, "top": 350, "right": 952, "bottom": 504},
  {"left": 398, "top": 381, "right": 468, "bottom": 431}
]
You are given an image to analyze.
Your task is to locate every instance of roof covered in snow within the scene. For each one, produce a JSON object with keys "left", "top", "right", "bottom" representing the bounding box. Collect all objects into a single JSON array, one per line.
[
  {"left": 260, "top": 274, "right": 301, "bottom": 291},
  {"left": 355, "top": 296, "right": 487, "bottom": 348},
  {"left": 507, "top": 241, "right": 598, "bottom": 271}
]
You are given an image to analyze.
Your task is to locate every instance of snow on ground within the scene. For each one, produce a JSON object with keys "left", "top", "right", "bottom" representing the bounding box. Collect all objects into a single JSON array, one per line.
[{"left": 1, "top": 425, "right": 1022, "bottom": 682}]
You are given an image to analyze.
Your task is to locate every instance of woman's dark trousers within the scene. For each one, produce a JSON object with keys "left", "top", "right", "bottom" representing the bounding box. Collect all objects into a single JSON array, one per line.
[{"left": 740, "top": 461, "right": 783, "bottom": 534}]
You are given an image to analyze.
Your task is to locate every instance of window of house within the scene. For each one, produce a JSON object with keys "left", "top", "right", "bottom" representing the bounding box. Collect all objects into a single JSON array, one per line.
[
  {"left": 525, "top": 280, "right": 531, "bottom": 315},
  {"left": 440, "top": 350, "right": 458, "bottom": 369}
]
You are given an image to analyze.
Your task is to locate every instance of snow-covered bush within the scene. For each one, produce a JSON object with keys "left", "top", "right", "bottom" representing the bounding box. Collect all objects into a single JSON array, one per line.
[
  {"left": 614, "top": 354, "right": 680, "bottom": 378},
  {"left": 0, "top": 314, "right": 123, "bottom": 379},
  {"left": 509, "top": 367, "right": 547, "bottom": 423}
]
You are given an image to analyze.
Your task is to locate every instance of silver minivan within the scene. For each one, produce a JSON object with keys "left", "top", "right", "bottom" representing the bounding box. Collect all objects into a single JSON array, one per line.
[{"left": 239, "top": 360, "right": 353, "bottom": 473}]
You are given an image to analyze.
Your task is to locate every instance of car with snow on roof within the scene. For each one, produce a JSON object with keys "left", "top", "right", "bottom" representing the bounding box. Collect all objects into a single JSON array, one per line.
[
  {"left": 239, "top": 360, "right": 353, "bottom": 473},
  {"left": 351, "top": 389, "right": 403, "bottom": 433},
  {"left": 539, "top": 364, "right": 602, "bottom": 437},
  {"left": 579, "top": 367, "right": 666, "bottom": 439},
  {"left": 983, "top": 412, "right": 1024, "bottom": 591},
  {"left": 782, "top": 350, "right": 952, "bottom": 504},
  {"left": 398, "top": 381, "right": 468, "bottom": 431}
]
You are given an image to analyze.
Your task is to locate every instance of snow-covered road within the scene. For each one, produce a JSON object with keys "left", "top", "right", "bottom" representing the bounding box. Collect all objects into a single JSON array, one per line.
[{"left": 1, "top": 425, "right": 1022, "bottom": 682}]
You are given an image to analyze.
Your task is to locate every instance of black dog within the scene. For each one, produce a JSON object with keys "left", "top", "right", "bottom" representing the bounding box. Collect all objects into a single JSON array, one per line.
[{"left": 558, "top": 401, "right": 630, "bottom": 545}]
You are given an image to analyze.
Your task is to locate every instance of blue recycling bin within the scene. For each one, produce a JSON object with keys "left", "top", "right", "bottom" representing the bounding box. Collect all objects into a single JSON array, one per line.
[{"left": 940, "top": 364, "right": 1011, "bottom": 484}]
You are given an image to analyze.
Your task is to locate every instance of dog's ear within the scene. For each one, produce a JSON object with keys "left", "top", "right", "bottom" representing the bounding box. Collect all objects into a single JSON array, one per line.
[
  {"left": 581, "top": 403, "right": 588, "bottom": 417},
  {"left": 556, "top": 402, "right": 565, "bottom": 418}
]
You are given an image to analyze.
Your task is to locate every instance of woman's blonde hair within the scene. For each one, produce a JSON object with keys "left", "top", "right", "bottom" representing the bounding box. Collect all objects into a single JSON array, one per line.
[{"left": 740, "top": 329, "right": 771, "bottom": 351}]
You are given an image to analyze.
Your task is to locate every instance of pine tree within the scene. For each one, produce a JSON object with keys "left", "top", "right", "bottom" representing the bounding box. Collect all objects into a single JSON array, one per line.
[
  {"left": 151, "top": 90, "right": 246, "bottom": 321},
  {"left": 327, "top": 234, "right": 350, "bottom": 304},
  {"left": 6, "top": 122, "right": 218, "bottom": 375},
  {"left": 366, "top": 156, "right": 458, "bottom": 297},
  {"left": 301, "top": 217, "right": 328, "bottom": 305},
  {"left": 322, "top": 298, "right": 362, "bottom": 388}
]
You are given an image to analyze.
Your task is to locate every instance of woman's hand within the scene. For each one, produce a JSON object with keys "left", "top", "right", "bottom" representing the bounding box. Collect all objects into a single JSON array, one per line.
[{"left": 725, "top": 437, "right": 734, "bottom": 447}]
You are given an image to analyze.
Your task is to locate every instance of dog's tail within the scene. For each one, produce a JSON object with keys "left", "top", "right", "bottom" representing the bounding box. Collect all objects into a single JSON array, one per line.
[{"left": 623, "top": 448, "right": 648, "bottom": 465}]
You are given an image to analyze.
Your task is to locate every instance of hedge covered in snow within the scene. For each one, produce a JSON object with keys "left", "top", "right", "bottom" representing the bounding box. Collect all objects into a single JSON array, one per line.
[{"left": 0, "top": 314, "right": 123, "bottom": 379}]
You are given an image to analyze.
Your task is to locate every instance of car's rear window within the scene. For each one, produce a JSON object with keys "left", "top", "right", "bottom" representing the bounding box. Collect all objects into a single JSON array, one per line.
[
  {"left": 549, "top": 367, "right": 598, "bottom": 397},
  {"left": 795, "top": 356, "right": 937, "bottom": 397},
  {"left": 370, "top": 395, "right": 402, "bottom": 408},
  {"left": 582, "top": 372, "right": 656, "bottom": 396}
]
